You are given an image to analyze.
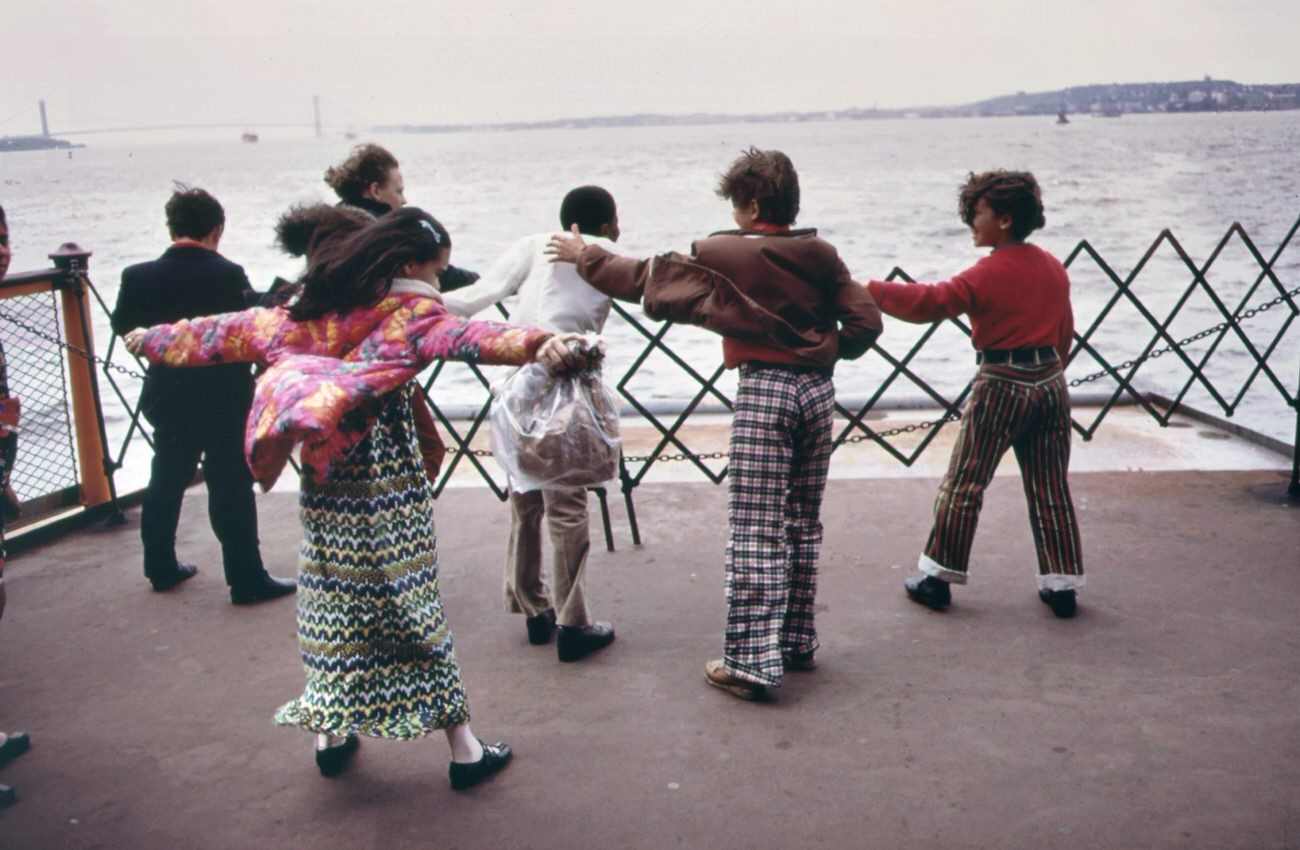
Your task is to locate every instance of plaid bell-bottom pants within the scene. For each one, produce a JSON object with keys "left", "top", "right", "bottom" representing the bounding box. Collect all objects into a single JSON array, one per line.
[
  {"left": 723, "top": 364, "right": 836, "bottom": 687},
  {"left": 919, "top": 362, "right": 1085, "bottom": 591}
]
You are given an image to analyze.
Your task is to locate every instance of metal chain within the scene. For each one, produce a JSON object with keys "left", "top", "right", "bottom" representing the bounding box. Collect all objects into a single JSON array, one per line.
[
  {"left": 0, "top": 306, "right": 148, "bottom": 381},
  {"left": 1067, "top": 284, "right": 1300, "bottom": 387}
]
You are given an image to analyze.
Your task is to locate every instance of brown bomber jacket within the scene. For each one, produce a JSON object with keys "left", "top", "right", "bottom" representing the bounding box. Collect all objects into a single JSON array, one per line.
[{"left": 573, "top": 229, "right": 882, "bottom": 370}]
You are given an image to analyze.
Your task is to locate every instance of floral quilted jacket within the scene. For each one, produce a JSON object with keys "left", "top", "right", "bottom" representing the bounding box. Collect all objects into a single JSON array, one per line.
[{"left": 134, "top": 279, "right": 551, "bottom": 489}]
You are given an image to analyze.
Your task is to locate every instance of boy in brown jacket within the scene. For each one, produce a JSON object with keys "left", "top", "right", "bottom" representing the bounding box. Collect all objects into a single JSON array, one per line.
[{"left": 548, "top": 148, "right": 881, "bottom": 700}]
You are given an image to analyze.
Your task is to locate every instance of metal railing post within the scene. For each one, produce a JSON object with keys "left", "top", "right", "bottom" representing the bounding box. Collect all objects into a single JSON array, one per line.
[{"left": 49, "top": 243, "right": 114, "bottom": 510}]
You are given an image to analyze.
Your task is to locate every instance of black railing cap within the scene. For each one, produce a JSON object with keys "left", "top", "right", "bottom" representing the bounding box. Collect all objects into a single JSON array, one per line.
[{"left": 49, "top": 243, "right": 93, "bottom": 270}]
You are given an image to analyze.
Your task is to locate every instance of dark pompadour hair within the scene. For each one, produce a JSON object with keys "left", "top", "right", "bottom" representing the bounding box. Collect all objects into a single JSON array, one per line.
[
  {"left": 289, "top": 206, "right": 450, "bottom": 322},
  {"left": 165, "top": 184, "right": 225, "bottom": 240},
  {"left": 324, "top": 143, "right": 400, "bottom": 204},
  {"left": 958, "top": 170, "right": 1046, "bottom": 240},
  {"left": 715, "top": 147, "right": 801, "bottom": 226},
  {"left": 559, "top": 186, "right": 617, "bottom": 236}
]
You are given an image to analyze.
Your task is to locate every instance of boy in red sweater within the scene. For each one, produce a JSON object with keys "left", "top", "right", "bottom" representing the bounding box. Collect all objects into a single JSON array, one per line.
[
  {"left": 549, "top": 148, "right": 882, "bottom": 698},
  {"left": 866, "top": 170, "right": 1084, "bottom": 618}
]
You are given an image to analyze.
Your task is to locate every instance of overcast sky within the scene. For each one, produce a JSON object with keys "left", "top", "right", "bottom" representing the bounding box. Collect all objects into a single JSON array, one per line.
[{"left": 2, "top": 0, "right": 1299, "bottom": 134}]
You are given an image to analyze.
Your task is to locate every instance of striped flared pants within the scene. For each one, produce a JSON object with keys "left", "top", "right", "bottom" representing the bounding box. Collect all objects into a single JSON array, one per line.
[
  {"left": 724, "top": 364, "right": 836, "bottom": 687},
  {"left": 920, "top": 362, "right": 1085, "bottom": 591}
]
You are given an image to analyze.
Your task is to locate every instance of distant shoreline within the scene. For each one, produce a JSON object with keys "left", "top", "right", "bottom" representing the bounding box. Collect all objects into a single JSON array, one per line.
[{"left": 376, "top": 78, "right": 1300, "bottom": 136}]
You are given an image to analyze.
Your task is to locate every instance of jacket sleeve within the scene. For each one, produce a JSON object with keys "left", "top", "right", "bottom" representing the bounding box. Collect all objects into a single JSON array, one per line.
[
  {"left": 135, "top": 308, "right": 278, "bottom": 368},
  {"left": 110, "top": 274, "right": 140, "bottom": 337},
  {"left": 573, "top": 244, "right": 652, "bottom": 303},
  {"left": 833, "top": 261, "right": 883, "bottom": 360},
  {"left": 440, "top": 236, "right": 531, "bottom": 317},
  {"left": 413, "top": 302, "right": 553, "bottom": 367},
  {"left": 438, "top": 265, "right": 480, "bottom": 293},
  {"left": 866, "top": 265, "right": 980, "bottom": 324}
]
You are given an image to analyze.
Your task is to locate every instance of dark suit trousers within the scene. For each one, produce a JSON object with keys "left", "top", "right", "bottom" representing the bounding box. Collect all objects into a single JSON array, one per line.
[{"left": 141, "top": 420, "right": 263, "bottom": 587}]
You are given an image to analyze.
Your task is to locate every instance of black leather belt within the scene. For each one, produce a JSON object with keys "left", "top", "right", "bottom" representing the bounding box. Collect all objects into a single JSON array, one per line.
[{"left": 976, "top": 347, "right": 1058, "bottom": 365}]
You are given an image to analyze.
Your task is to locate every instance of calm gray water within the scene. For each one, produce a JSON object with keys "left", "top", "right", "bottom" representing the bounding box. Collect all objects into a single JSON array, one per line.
[{"left": 1, "top": 111, "right": 1297, "bottom": 491}]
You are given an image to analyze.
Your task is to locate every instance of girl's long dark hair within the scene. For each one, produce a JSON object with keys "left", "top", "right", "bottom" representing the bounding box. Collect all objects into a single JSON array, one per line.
[{"left": 289, "top": 206, "right": 451, "bottom": 322}]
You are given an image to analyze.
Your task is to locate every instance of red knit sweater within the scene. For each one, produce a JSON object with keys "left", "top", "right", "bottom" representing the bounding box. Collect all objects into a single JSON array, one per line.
[{"left": 866, "top": 243, "right": 1074, "bottom": 362}]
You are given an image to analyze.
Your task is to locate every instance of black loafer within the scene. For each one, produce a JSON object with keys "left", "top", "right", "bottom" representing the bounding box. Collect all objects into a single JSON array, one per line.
[
  {"left": 315, "top": 733, "right": 359, "bottom": 777},
  {"left": 556, "top": 622, "right": 615, "bottom": 662},
  {"left": 526, "top": 609, "right": 557, "bottom": 645},
  {"left": 904, "top": 575, "right": 951, "bottom": 610},
  {"left": 1039, "top": 588, "right": 1077, "bottom": 619},
  {"left": 230, "top": 573, "right": 297, "bottom": 606},
  {"left": 0, "top": 732, "right": 30, "bottom": 768},
  {"left": 150, "top": 564, "right": 198, "bottom": 593},
  {"left": 449, "top": 740, "right": 512, "bottom": 790}
]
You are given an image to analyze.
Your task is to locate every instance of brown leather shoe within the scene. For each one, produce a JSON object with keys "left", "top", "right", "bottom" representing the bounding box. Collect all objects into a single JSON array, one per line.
[{"left": 704, "top": 659, "right": 768, "bottom": 701}]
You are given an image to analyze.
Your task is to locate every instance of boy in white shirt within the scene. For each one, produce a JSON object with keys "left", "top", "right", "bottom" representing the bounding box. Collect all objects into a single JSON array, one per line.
[{"left": 442, "top": 186, "right": 620, "bottom": 662}]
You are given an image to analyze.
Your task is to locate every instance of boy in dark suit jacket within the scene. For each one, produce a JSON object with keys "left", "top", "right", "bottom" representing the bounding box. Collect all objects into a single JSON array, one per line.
[{"left": 112, "top": 186, "right": 294, "bottom": 604}]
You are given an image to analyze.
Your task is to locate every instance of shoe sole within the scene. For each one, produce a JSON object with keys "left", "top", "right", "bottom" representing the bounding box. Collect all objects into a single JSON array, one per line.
[
  {"left": 704, "top": 665, "right": 768, "bottom": 701},
  {"left": 1039, "top": 591, "right": 1077, "bottom": 619},
  {"left": 905, "top": 589, "right": 950, "bottom": 611}
]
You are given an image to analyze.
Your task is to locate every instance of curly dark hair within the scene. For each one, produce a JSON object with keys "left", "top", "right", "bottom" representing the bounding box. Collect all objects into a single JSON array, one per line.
[
  {"left": 274, "top": 203, "right": 371, "bottom": 258},
  {"left": 289, "top": 206, "right": 450, "bottom": 322},
  {"left": 715, "top": 147, "right": 800, "bottom": 226},
  {"left": 164, "top": 183, "right": 225, "bottom": 240},
  {"left": 323, "top": 143, "right": 400, "bottom": 204},
  {"left": 958, "top": 171, "right": 1046, "bottom": 240}
]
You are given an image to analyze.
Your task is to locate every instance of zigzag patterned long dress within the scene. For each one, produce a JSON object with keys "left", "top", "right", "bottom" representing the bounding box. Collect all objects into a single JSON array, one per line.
[{"left": 274, "top": 385, "right": 469, "bottom": 738}]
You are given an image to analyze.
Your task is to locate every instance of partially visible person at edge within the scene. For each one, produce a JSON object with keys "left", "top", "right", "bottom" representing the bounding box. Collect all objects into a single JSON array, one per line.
[
  {"left": 110, "top": 186, "right": 295, "bottom": 605},
  {"left": 443, "top": 185, "right": 621, "bottom": 662},
  {"left": 548, "top": 148, "right": 882, "bottom": 701},
  {"left": 865, "top": 170, "right": 1084, "bottom": 619},
  {"left": 323, "top": 143, "right": 479, "bottom": 291},
  {"left": 273, "top": 203, "right": 446, "bottom": 481},
  {"left": 0, "top": 202, "right": 33, "bottom": 809},
  {"left": 126, "top": 206, "right": 594, "bottom": 789}
]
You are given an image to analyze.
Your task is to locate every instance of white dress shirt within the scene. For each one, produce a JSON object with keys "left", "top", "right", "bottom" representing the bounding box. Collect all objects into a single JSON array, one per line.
[{"left": 441, "top": 233, "right": 615, "bottom": 334}]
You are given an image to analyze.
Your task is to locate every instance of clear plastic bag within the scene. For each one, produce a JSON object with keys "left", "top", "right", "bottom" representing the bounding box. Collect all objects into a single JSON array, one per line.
[{"left": 489, "top": 349, "right": 621, "bottom": 493}]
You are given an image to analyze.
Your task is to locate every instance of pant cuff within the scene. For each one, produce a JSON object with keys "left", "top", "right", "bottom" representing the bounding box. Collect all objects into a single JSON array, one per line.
[
  {"left": 723, "top": 657, "right": 780, "bottom": 688},
  {"left": 1038, "top": 573, "right": 1086, "bottom": 592},
  {"left": 919, "top": 553, "right": 967, "bottom": 585}
]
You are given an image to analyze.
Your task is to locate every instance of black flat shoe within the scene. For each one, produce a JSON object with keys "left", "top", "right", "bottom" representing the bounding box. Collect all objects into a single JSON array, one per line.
[
  {"left": 0, "top": 784, "right": 15, "bottom": 808},
  {"left": 1039, "top": 588, "right": 1077, "bottom": 619},
  {"left": 526, "top": 609, "right": 557, "bottom": 646},
  {"left": 904, "top": 575, "right": 951, "bottom": 611},
  {"left": 230, "top": 573, "right": 297, "bottom": 606},
  {"left": 557, "top": 622, "right": 615, "bottom": 662},
  {"left": 0, "top": 733, "right": 30, "bottom": 768},
  {"left": 150, "top": 564, "right": 198, "bottom": 593},
  {"left": 449, "top": 740, "right": 512, "bottom": 790},
  {"left": 315, "top": 733, "right": 359, "bottom": 777}
]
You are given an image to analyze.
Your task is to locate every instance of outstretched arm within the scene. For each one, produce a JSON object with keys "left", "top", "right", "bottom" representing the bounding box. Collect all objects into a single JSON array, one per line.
[
  {"left": 441, "top": 236, "right": 532, "bottom": 317},
  {"left": 123, "top": 308, "right": 278, "bottom": 367},
  {"left": 834, "top": 262, "right": 884, "bottom": 360},
  {"left": 547, "top": 226, "right": 647, "bottom": 302}
]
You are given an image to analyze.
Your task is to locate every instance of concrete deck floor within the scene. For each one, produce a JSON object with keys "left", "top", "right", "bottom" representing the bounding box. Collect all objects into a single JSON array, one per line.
[{"left": 1, "top": 462, "right": 1298, "bottom": 848}]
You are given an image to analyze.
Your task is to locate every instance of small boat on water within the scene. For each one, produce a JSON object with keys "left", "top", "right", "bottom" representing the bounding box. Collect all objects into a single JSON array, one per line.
[{"left": 241, "top": 132, "right": 259, "bottom": 143}]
